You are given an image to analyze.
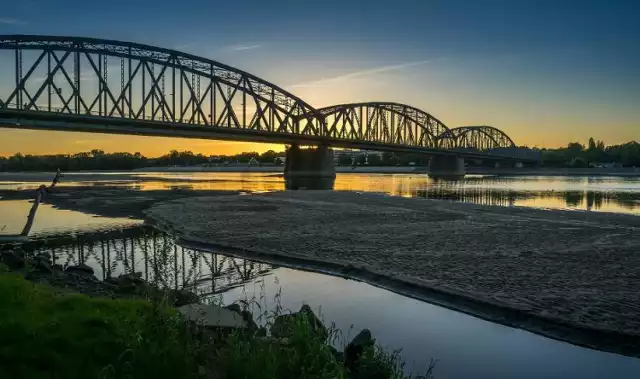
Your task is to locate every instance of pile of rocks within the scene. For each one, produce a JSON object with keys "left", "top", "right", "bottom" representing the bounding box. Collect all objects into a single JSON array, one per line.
[
  {"left": 181, "top": 301, "right": 376, "bottom": 373},
  {"left": 0, "top": 249, "right": 199, "bottom": 304}
]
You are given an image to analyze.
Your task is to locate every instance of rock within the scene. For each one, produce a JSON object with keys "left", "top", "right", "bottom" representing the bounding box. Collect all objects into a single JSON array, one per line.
[
  {"left": 178, "top": 304, "right": 247, "bottom": 329},
  {"left": 34, "top": 259, "right": 52, "bottom": 274},
  {"left": 271, "top": 304, "right": 328, "bottom": 341},
  {"left": 225, "top": 303, "right": 259, "bottom": 332},
  {"left": 117, "top": 272, "right": 144, "bottom": 286},
  {"left": 170, "top": 289, "right": 199, "bottom": 306},
  {"left": 329, "top": 345, "right": 344, "bottom": 363},
  {"left": 224, "top": 303, "right": 242, "bottom": 314},
  {"left": 270, "top": 314, "right": 295, "bottom": 338},
  {"left": 344, "top": 329, "right": 374, "bottom": 372},
  {"left": 65, "top": 263, "right": 95, "bottom": 277},
  {"left": 299, "top": 304, "right": 328, "bottom": 340},
  {"left": 35, "top": 252, "right": 52, "bottom": 262},
  {"left": 255, "top": 326, "right": 267, "bottom": 337},
  {"left": 1, "top": 250, "right": 25, "bottom": 269}
]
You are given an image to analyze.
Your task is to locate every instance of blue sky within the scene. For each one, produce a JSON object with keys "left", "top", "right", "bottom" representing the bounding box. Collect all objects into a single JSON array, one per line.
[{"left": 0, "top": 0, "right": 638, "bottom": 155}]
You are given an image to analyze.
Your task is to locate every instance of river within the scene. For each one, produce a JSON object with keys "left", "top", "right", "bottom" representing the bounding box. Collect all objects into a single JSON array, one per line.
[
  {"left": 1, "top": 172, "right": 639, "bottom": 378},
  {"left": 2, "top": 171, "right": 639, "bottom": 214}
]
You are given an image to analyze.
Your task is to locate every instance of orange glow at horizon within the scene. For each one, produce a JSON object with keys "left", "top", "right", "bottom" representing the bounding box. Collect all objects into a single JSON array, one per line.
[{"left": 0, "top": 129, "right": 285, "bottom": 157}]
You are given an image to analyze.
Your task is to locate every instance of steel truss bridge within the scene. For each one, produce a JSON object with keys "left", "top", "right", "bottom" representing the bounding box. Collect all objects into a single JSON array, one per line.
[{"left": 0, "top": 35, "right": 531, "bottom": 160}]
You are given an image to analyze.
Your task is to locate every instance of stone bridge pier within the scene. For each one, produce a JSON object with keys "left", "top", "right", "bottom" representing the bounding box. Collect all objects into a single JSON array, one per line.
[
  {"left": 284, "top": 145, "right": 336, "bottom": 190},
  {"left": 428, "top": 155, "right": 465, "bottom": 180}
]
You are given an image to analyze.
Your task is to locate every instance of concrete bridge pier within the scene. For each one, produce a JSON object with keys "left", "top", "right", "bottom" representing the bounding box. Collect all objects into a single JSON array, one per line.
[
  {"left": 284, "top": 145, "right": 336, "bottom": 190},
  {"left": 428, "top": 155, "right": 465, "bottom": 180}
]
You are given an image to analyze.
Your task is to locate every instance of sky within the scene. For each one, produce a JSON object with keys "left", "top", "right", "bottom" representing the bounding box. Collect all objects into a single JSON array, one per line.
[{"left": 0, "top": 0, "right": 638, "bottom": 156}]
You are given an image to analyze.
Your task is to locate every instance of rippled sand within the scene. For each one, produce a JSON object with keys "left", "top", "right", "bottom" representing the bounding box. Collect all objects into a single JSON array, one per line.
[{"left": 146, "top": 191, "right": 640, "bottom": 353}]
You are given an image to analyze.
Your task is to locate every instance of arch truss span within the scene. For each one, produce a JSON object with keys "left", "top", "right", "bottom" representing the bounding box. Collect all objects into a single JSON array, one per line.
[
  {"left": 437, "top": 125, "right": 516, "bottom": 151},
  {"left": 313, "top": 102, "right": 452, "bottom": 149},
  {"left": 0, "top": 35, "right": 321, "bottom": 137}
]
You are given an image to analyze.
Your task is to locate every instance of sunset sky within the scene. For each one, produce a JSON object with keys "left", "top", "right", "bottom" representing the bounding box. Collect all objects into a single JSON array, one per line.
[{"left": 0, "top": 0, "right": 638, "bottom": 156}]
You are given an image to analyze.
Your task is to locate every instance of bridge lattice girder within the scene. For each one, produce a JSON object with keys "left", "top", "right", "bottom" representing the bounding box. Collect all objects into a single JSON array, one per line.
[
  {"left": 437, "top": 126, "right": 516, "bottom": 150},
  {"left": 0, "top": 35, "right": 321, "bottom": 136},
  {"left": 315, "top": 102, "right": 451, "bottom": 149},
  {"left": 0, "top": 35, "right": 521, "bottom": 157}
]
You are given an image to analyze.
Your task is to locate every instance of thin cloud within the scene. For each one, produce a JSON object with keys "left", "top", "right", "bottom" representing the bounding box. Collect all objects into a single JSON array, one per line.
[
  {"left": 230, "top": 44, "right": 262, "bottom": 51},
  {"left": 174, "top": 43, "right": 195, "bottom": 51},
  {"left": 289, "top": 60, "right": 431, "bottom": 89},
  {"left": 0, "top": 18, "right": 27, "bottom": 25}
]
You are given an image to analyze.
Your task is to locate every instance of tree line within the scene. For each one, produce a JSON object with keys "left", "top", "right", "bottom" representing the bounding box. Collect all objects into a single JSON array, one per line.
[
  {"left": 1, "top": 138, "right": 638, "bottom": 171},
  {"left": 538, "top": 138, "right": 640, "bottom": 168},
  {"left": 0, "top": 149, "right": 285, "bottom": 171}
]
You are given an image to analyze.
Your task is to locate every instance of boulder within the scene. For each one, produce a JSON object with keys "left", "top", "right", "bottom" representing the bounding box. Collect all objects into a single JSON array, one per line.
[
  {"left": 329, "top": 345, "right": 344, "bottom": 363},
  {"left": 169, "top": 289, "right": 199, "bottom": 306},
  {"left": 225, "top": 303, "right": 259, "bottom": 332},
  {"left": 224, "top": 303, "right": 242, "bottom": 314},
  {"left": 271, "top": 304, "right": 328, "bottom": 341},
  {"left": 34, "top": 259, "right": 52, "bottom": 274},
  {"left": 117, "top": 272, "right": 144, "bottom": 286},
  {"left": 178, "top": 304, "right": 247, "bottom": 329},
  {"left": 344, "top": 329, "right": 374, "bottom": 371},
  {"left": 1, "top": 250, "right": 25, "bottom": 269},
  {"left": 65, "top": 263, "right": 95, "bottom": 277},
  {"left": 35, "top": 252, "right": 52, "bottom": 262}
]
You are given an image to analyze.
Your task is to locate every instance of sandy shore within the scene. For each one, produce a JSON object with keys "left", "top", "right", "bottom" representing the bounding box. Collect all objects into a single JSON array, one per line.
[{"left": 146, "top": 191, "right": 640, "bottom": 355}]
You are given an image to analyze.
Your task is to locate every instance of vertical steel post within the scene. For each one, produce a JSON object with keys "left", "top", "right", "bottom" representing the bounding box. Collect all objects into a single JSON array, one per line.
[
  {"left": 75, "top": 49, "right": 80, "bottom": 113},
  {"left": 210, "top": 64, "right": 214, "bottom": 126},
  {"left": 142, "top": 60, "right": 146, "bottom": 119},
  {"left": 47, "top": 50, "right": 52, "bottom": 111},
  {"left": 242, "top": 78, "right": 246, "bottom": 128},
  {"left": 15, "top": 48, "right": 22, "bottom": 109},
  {"left": 98, "top": 53, "right": 102, "bottom": 115},
  {"left": 170, "top": 64, "right": 175, "bottom": 122}
]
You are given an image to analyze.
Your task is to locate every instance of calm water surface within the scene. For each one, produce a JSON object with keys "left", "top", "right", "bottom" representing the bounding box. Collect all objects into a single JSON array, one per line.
[
  {"left": 2, "top": 171, "right": 639, "bottom": 214},
  {"left": 1, "top": 173, "right": 639, "bottom": 378},
  {"left": 0, "top": 203, "right": 639, "bottom": 378}
]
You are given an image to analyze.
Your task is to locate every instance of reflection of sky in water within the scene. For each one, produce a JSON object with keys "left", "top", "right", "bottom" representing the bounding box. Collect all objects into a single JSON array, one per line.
[
  {"left": 21, "top": 227, "right": 640, "bottom": 379},
  {"left": 0, "top": 200, "right": 142, "bottom": 237},
  {"left": 1, "top": 172, "right": 639, "bottom": 214},
  {"left": 222, "top": 268, "right": 640, "bottom": 379}
]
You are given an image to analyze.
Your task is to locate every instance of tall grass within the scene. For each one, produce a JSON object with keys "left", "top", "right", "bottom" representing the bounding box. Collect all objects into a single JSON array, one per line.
[
  {"left": 1, "top": 227, "right": 434, "bottom": 379},
  {"left": 0, "top": 272, "right": 433, "bottom": 379}
]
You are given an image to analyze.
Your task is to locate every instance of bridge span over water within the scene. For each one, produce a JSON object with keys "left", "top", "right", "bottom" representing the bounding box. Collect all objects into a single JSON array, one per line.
[{"left": 0, "top": 35, "right": 538, "bottom": 181}]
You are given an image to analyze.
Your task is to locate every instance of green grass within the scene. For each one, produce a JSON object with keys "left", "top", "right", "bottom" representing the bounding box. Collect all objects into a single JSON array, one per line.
[
  {"left": 0, "top": 273, "right": 431, "bottom": 379},
  {"left": 0, "top": 273, "right": 192, "bottom": 379}
]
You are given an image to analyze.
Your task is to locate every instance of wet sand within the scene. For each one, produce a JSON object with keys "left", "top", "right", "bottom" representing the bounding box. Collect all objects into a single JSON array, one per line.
[{"left": 146, "top": 191, "right": 640, "bottom": 355}]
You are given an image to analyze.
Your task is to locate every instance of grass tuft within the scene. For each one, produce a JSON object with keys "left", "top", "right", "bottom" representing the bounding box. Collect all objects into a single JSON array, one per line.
[{"left": 0, "top": 272, "right": 433, "bottom": 379}]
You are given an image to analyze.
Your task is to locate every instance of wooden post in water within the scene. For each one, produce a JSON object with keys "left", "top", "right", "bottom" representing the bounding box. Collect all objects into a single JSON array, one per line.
[{"left": 19, "top": 169, "right": 63, "bottom": 237}]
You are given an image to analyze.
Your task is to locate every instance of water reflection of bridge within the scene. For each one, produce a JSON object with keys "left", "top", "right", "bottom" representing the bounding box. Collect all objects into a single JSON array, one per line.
[
  {"left": 414, "top": 184, "right": 639, "bottom": 211},
  {"left": 24, "top": 226, "right": 275, "bottom": 298}
]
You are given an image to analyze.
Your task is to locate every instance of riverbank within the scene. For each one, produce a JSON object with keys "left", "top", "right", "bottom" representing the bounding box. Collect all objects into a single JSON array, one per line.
[
  {"left": 146, "top": 191, "right": 640, "bottom": 357},
  {"left": 0, "top": 251, "right": 421, "bottom": 379}
]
